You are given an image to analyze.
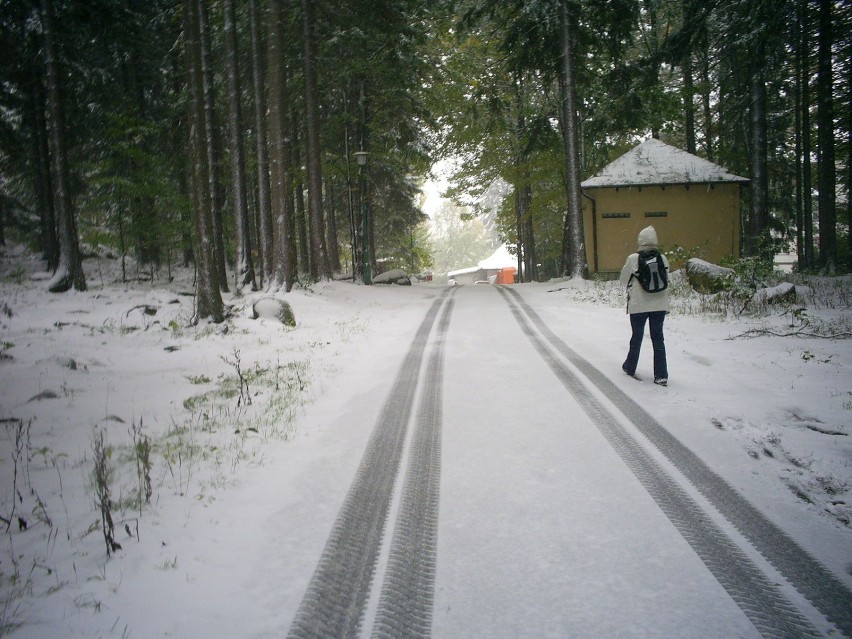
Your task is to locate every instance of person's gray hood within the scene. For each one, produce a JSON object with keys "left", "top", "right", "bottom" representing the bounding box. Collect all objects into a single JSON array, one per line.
[{"left": 638, "top": 225, "right": 658, "bottom": 250}]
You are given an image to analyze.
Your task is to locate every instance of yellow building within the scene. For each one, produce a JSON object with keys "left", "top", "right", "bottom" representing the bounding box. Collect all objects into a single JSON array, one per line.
[{"left": 581, "top": 139, "right": 748, "bottom": 275}]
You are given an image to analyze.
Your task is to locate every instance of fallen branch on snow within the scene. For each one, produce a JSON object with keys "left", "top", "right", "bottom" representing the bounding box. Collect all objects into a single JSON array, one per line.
[
  {"left": 805, "top": 424, "right": 847, "bottom": 436},
  {"left": 728, "top": 327, "right": 852, "bottom": 340}
]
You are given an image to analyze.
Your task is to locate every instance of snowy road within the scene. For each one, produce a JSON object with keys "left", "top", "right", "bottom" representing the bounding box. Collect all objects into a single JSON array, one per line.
[{"left": 286, "top": 285, "right": 850, "bottom": 639}]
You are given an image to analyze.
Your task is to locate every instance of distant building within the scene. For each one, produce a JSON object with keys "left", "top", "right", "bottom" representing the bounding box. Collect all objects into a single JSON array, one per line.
[
  {"left": 581, "top": 139, "right": 749, "bottom": 275},
  {"left": 448, "top": 244, "right": 517, "bottom": 285}
]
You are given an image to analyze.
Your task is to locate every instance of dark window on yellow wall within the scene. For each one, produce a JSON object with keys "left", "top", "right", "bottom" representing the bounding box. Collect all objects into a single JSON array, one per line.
[
  {"left": 603, "top": 212, "right": 630, "bottom": 219},
  {"left": 645, "top": 211, "right": 668, "bottom": 218}
]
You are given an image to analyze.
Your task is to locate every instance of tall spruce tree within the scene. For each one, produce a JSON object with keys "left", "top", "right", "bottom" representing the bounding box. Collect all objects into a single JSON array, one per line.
[
  {"left": 267, "top": 0, "right": 296, "bottom": 291},
  {"left": 184, "top": 0, "right": 223, "bottom": 321},
  {"left": 558, "top": 0, "right": 585, "bottom": 278},
  {"left": 223, "top": 0, "right": 257, "bottom": 293},
  {"left": 816, "top": 0, "right": 837, "bottom": 271},
  {"left": 197, "top": 1, "right": 228, "bottom": 291},
  {"left": 40, "top": 0, "right": 85, "bottom": 293},
  {"left": 301, "top": 0, "right": 331, "bottom": 280},
  {"left": 248, "top": 0, "right": 274, "bottom": 285}
]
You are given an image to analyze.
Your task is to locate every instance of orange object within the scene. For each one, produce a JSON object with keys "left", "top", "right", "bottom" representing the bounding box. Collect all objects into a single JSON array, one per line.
[{"left": 496, "top": 267, "right": 516, "bottom": 284}]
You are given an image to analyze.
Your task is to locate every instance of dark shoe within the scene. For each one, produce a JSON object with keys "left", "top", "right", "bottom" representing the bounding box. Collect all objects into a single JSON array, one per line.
[
  {"left": 622, "top": 365, "right": 635, "bottom": 377},
  {"left": 654, "top": 378, "right": 668, "bottom": 387}
]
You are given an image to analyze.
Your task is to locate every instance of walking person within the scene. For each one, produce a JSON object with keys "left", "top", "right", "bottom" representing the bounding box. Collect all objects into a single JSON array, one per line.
[{"left": 620, "top": 225, "right": 670, "bottom": 386}]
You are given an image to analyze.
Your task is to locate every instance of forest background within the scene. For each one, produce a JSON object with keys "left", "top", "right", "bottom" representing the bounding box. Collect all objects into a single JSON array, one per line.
[{"left": 0, "top": 0, "right": 850, "bottom": 318}]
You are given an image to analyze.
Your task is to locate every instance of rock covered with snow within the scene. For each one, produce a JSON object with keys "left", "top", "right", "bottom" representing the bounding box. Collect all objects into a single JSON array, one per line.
[
  {"left": 685, "top": 258, "right": 734, "bottom": 294},
  {"left": 372, "top": 269, "right": 411, "bottom": 285},
  {"left": 251, "top": 297, "right": 296, "bottom": 327},
  {"left": 55, "top": 355, "right": 77, "bottom": 370}
]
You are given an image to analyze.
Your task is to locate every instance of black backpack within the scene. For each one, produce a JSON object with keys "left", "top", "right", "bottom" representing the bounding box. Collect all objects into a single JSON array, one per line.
[{"left": 634, "top": 249, "right": 668, "bottom": 292}]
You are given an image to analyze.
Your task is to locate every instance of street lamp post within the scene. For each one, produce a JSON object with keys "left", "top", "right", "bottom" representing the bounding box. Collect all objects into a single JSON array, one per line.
[
  {"left": 347, "top": 163, "right": 358, "bottom": 282},
  {"left": 354, "top": 151, "right": 371, "bottom": 284}
]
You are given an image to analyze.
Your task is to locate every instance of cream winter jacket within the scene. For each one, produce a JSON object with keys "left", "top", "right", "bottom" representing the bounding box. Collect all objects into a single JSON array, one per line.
[{"left": 619, "top": 226, "right": 671, "bottom": 314}]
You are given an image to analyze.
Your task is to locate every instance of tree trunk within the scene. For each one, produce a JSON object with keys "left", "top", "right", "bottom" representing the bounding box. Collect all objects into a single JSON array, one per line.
[
  {"left": 292, "top": 120, "right": 310, "bottom": 276},
  {"left": 748, "top": 66, "right": 769, "bottom": 258},
  {"left": 514, "top": 75, "right": 527, "bottom": 283},
  {"left": 184, "top": 0, "right": 223, "bottom": 322},
  {"left": 515, "top": 180, "right": 535, "bottom": 283},
  {"left": 198, "top": 0, "right": 229, "bottom": 291},
  {"left": 513, "top": 73, "right": 536, "bottom": 284},
  {"left": 40, "top": 0, "right": 86, "bottom": 293},
  {"left": 296, "top": 182, "right": 309, "bottom": 276},
  {"left": 29, "top": 63, "right": 58, "bottom": 270},
  {"left": 816, "top": 0, "right": 836, "bottom": 271},
  {"left": 223, "top": 0, "right": 257, "bottom": 293},
  {"left": 325, "top": 179, "right": 341, "bottom": 271},
  {"left": 794, "top": 0, "right": 804, "bottom": 272},
  {"left": 301, "top": 0, "right": 330, "bottom": 280},
  {"left": 344, "top": 89, "right": 360, "bottom": 280},
  {"left": 267, "top": 0, "right": 295, "bottom": 291},
  {"left": 523, "top": 184, "right": 536, "bottom": 282},
  {"left": 847, "top": 52, "right": 852, "bottom": 273},
  {"left": 801, "top": 0, "right": 815, "bottom": 270},
  {"left": 683, "top": 52, "right": 697, "bottom": 155},
  {"left": 514, "top": 186, "right": 525, "bottom": 281},
  {"left": 121, "top": 53, "right": 160, "bottom": 269},
  {"left": 180, "top": 172, "right": 194, "bottom": 268},
  {"left": 357, "top": 80, "right": 374, "bottom": 282},
  {"left": 558, "top": 0, "right": 586, "bottom": 279},
  {"left": 699, "top": 43, "right": 714, "bottom": 162},
  {"left": 248, "top": 0, "right": 274, "bottom": 286}
]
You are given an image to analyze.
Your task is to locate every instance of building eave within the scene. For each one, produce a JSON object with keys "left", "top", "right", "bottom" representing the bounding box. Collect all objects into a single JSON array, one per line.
[{"left": 581, "top": 179, "right": 750, "bottom": 189}]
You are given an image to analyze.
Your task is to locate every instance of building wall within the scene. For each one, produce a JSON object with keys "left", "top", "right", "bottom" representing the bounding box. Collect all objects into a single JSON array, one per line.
[{"left": 581, "top": 183, "right": 742, "bottom": 274}]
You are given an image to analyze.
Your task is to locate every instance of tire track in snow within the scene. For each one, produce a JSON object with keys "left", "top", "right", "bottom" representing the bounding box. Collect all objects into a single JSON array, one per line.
[
  {"left": 287, "top": 291, "right": 451, "bottom": 639},
  {"left": 371, "top": 297, "right": 453, "bottom": 639},
  {"left": 498, "top": 286, "right": 834, "bottom": 639}
]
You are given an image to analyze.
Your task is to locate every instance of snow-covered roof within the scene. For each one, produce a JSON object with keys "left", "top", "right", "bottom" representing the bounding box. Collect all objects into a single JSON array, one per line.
[
  {"left": 477, "top": 244, "right": 517, "bottom": 270},
  {"left": 447, "top": 244, "right": 517, "bottom": 278},
  {"left": 581, "top": 139, "right": 748, "bottom": 188},
  {"left": 447, "top": 265, "right": 480, "bottom": 277}
]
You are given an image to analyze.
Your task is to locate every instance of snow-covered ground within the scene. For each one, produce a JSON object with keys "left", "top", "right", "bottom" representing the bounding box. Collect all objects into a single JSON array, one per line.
[{"left": 0, "top": 244, "right": 850, "bottom": 637}]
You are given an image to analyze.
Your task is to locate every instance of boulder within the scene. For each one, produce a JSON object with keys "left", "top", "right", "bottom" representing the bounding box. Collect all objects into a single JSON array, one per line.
[
  {"left": 685, "top": 258, "right": 734, "bottom": 294},
  {"left": 55, "top": 356, "right": 77, "bottom": 370},
  {"left": 372, "top": 269, "right": 411, "bottom": 285},
  {"left": 251, "top": 297, "right": 296, "bottom": 327}
]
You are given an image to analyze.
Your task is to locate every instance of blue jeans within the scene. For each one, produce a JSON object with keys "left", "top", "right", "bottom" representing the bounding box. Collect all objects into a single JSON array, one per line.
[{"left": 623, "top": 311, "right": 668, "bottom": 380}]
